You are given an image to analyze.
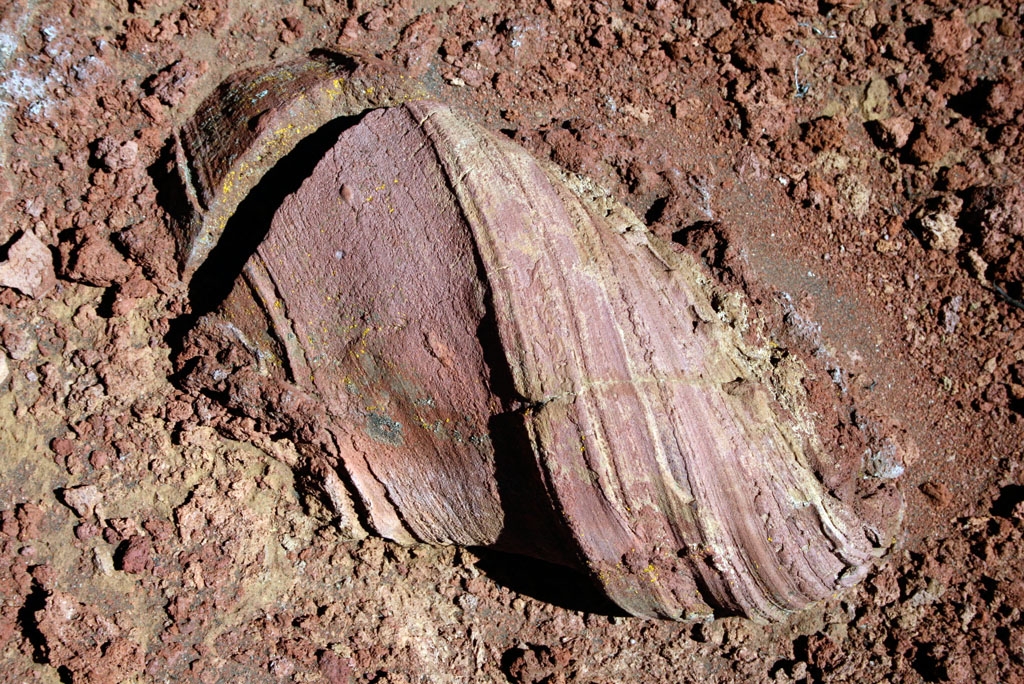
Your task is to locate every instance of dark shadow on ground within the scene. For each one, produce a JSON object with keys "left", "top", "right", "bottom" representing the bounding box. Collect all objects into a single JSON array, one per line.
[
  {"left": 473, "top": 547, "right": 629, "bottom": 618},
  {"left": 476, "top": 411, "right": 629, "bottom": 617},
  {"left": 992, "top": 484, "right": 1024, "bottom": 518}
]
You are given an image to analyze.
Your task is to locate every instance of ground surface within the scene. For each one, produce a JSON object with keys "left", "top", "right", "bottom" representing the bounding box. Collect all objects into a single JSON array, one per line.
[{"left": 0, "top": 0, "right": 1022, "bottom": 682}]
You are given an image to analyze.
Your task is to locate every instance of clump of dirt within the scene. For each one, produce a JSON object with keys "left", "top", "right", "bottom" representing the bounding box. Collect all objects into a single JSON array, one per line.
[{"left": 0, "top": 0, "right": 1021, "bottom": 682}]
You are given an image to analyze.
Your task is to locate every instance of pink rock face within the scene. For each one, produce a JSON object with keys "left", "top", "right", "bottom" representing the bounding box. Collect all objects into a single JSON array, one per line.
[
  {"left": 179, "top": 99, "right": 902, "bottom": 622},
  {"left": 173, "top": 55, "right": 422, "bottom": 277},
  {"left": 0, "top": 231, "right": 55, "bottom": 299}
]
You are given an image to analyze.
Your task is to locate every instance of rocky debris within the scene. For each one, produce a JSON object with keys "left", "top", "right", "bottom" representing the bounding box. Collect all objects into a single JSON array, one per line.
[
  {"left": 914, "top": 195, "right": 963, "bottom": 252},
  {"left": 869, "top": 116, "right": 915, "bottom": 150},
  {"left": 34, "top": 591, "right": 144, "bottom": 684},
  {"left": 0, "top": 0, "right": 1022, "bottom": 680},
  {"left": 92, "top": 138, "right": 139, "bottom": 173},
  {"left": 0, "top": 231, "right": 55, "bottom": 298},
  {"left": 59, "top": 485, "right": 103, "bottom": 520},
  {"left": 61, "top": 233, "right": 134, "bottom": 287}
]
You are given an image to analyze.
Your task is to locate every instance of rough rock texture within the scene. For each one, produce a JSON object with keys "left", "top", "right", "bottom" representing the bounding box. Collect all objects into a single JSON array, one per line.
[
  {"left": 178, "top": 99, "right": 904, "bottom": 622},
  {"left": 2, "top": 0, "right": 1022, "bottom": 680},
  {"left": 173, "top": 52, "right": 425, "bottom": 277},
  {"left": 0, "top": 230, "right": 55, "bottom": 298},
  {"left": 34, "top": 590, "right": 144, "bottom": 684}
]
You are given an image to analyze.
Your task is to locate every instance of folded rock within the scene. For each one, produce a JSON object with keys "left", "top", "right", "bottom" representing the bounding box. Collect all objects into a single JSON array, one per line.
[{"left": 174, "top": 58, "right": 905, "bottom": 622}]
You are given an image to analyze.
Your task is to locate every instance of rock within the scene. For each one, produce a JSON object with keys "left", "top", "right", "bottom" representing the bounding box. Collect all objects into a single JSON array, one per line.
[
  {"left": 907, "top": 120, "right": 952, "bottom": 165},
  {"left": 940, "top": 295, "right": 963, "bottom": 334},
  {"left": 110, "top": 275, "right": 158, "bottom": 315},
  {"left": 0, "top": 352, "right": 7, "bottom": 386},
  {"left": 864, "top": 442, "right": 906, "bottom": 479},
  {"left": 15, "top": 503, "right": 43, "bottom": 541},
  {"left": 93, "top": 546, "right": 114, "bottom": 575},
  {"left": 870, "top": 116, "right": 914, "bottom": 149},
  {"left": 119, "top": 535, "right": 152, "bottom": 574},
  {"left": 961, "top": 184, "right": 1024, "bottom": 242},
  {"left": 144, "top": 58, "right": 206, "bottom": 107},
  {"left": 171, "top": 54, "right": 419, "bottom": 276},
  {"left": 50, "top": 437, "right": 74, "bottom": 458},
  {"left": 93, "top": 137, "right": 139, "bottom": 172},
  {"left": 60, "top": 485, "right": 103, "bottom": 519},
  {"left": 173, "top": 58, "right": 908, "bottom": 623},
  {"left": 944, "top": 650, "right": 976, "bottom": 684},
  {"left": 959, "top": 185, "right": 1023, "bottom": 291},
  {"left": 914, "top": 195, "right": 963, "bottom": 252},
  {"left": 905, "top": 578, "right": 946, "bottom": 607},
  {"left": 178, "top": 98, "right": 905, "bottom": 623},
  {"left": 139, "top": 94, "right": 165, "bottom": 122},
  {"left": 802, "top": 633, "right": 843, "bottom": 672},
  {"left": 920, "top": 481, "right": 953, "bottom": 507},
  {"left": 862, "top": 77, "right": 890, "bottom": 121},
  {"left": 736, "top": 2, "right": 791, "bottom": 36},
  {"left": 975, "top": 77, "right": 1024, "bottom": 127},
  {"left": 0, "top": 231, "right": 56, "bottom": 298},
  {"left": 965, "top": 249, "right": 990, "bottom": 283},
  {"left": 925, "top": 10, "right": 974, "bottom": 58},
  {"left": 695, "top": 620, "right": 727, "bottom": 645},
  {"left": 502, "top": 645, "right": 562, "bottom": 684},
  {"left": 2, "top": 325, "right": 36, "bottom": 360},
  {"left": 65, "top": 235, "right": 133, "bottom": 286}
]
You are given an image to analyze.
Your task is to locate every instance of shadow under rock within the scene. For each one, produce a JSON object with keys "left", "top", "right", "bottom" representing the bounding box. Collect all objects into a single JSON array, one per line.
[{"left": 472, "top": 547, "right": 629, "bottom": 618}]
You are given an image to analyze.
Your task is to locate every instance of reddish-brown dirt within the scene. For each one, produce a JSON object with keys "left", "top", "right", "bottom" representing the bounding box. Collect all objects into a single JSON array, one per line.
[{"left": 0, "top": 1, "right": 1021, "bottom": 683}]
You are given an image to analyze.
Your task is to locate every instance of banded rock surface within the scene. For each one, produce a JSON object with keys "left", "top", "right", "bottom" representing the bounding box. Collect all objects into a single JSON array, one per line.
[{"left": 176, "top": 63, "right": 904, "bottom": 622}]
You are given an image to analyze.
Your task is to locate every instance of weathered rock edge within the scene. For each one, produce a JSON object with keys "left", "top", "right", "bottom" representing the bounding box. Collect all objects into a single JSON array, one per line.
[
  {"left": 173, "top": 56, "right": 905, "bottom": 622},
  {"left": 173, "top": 51, "right": 427, "bottom": 277}
]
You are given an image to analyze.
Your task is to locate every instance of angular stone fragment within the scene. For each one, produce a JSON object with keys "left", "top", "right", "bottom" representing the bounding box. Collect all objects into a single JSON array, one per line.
[
  {"left": 0, "top": 230, "right": 55, "bottom": 298},
  {"left": 914, "top": 195, "right": 963, "bottom": 252},
  {"left": 870, "top": 116, "right": 914, "bottom": 150},
  {"left": 175, "top": 63, "right": 905, "bottom": 622},
  {"left": 34, "top": 591, "right": 143, "bottom": 681},
  {"left": 60, "top": 485, "right": 103, "bottom": 520}
]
